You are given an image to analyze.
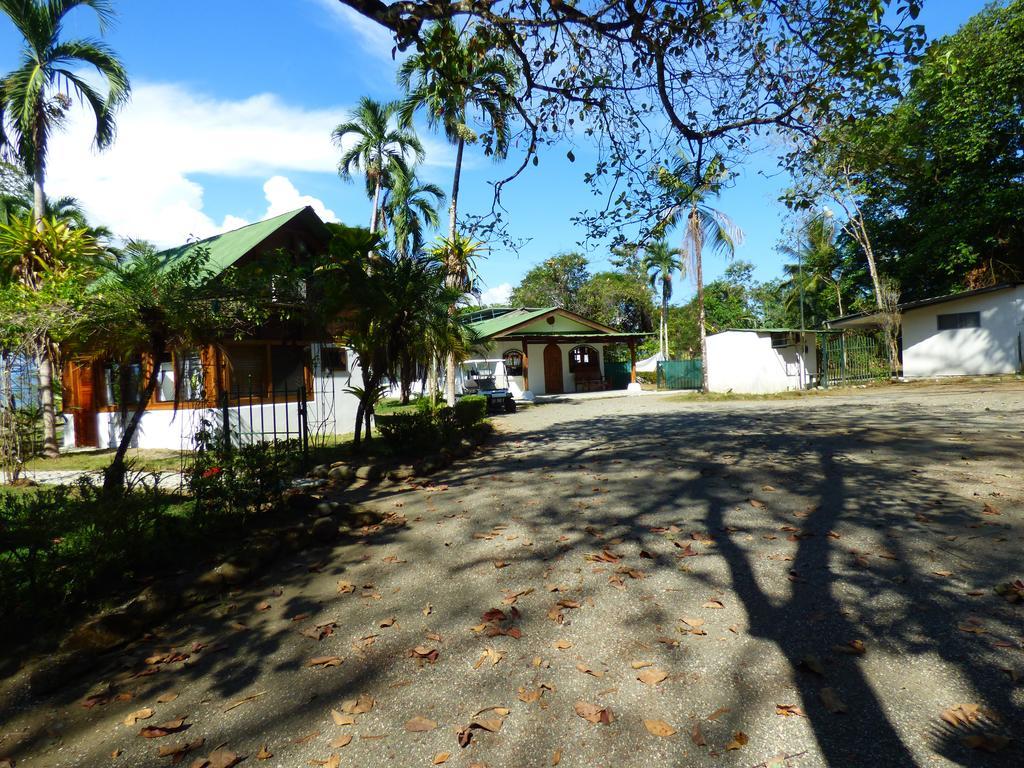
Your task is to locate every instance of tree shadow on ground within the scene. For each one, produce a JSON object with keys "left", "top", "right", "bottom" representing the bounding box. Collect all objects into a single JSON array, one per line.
[{"left": 2, "top": 396, "right": 1021, "bottom": 767}]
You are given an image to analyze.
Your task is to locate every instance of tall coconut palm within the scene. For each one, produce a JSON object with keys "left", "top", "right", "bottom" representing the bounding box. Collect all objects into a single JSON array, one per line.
[
  {"left": 654, "top": 153, "right": 743, "bottom": 392},
  {"left": 0, "top": 0, "right": 130, "bottom": 457},
  {"left": 398, "top": 19, "right": 519, "bottom": 404},
  {"left": 779, "top": 214, "right": 845, "bottom": 324},
  {"left": 382, "top": 164, "right": 445, "bottom": 258},
  {"left": 642, "top": 239, "right": 682, "bottom": 359},
  {"left": 332, "top": 97, "right": 424, "bottom": 234}
]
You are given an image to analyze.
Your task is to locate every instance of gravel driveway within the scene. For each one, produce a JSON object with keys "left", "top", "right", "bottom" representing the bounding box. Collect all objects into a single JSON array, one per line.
[{"left": 2, "top": 382, "right": 1022, "bottom": 768}]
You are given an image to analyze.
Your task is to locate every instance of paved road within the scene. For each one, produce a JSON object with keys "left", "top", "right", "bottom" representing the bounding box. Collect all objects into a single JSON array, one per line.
[{"left": 2, "top": 382, "right": 1022, "bottom": 767}]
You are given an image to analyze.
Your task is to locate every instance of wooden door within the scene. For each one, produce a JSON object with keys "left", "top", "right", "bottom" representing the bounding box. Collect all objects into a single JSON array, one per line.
[
  {"left": 543, "top": 343, "right": 563, "bottom": 394},
  {"left": 66, "top": 359, "right": 98, "bottom": 447}
]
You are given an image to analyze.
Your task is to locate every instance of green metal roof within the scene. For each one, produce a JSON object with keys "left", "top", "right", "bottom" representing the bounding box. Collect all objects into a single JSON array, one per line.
[
  {"left": 156, "top": 207, "right": 313, "bottom": 275},
  {"left": 465, "top": 307, "right": 555, "bottom": 339}
]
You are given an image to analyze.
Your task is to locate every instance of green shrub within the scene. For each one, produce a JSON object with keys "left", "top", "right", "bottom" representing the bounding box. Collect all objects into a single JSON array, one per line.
[
  {"left": 453, "top": 395, "right": 488, "bottom": 429},
  {"left": 375, "top": 410, "right": 441, "bottom": 451}
]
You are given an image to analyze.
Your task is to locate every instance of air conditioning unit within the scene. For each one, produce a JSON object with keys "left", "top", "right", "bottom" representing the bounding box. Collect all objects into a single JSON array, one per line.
[{"left": 771, "top": 332, "right": 801, "bottom": 349}]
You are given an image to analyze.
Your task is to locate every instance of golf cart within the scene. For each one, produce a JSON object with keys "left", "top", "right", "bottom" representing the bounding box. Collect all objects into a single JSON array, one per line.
[{"left": 459, "top": 358, "right": 517, "bottom": 414}]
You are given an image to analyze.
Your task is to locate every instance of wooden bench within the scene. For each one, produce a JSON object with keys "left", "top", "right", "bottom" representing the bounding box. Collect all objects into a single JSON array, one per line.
[{"left": 574, "top": 367, "right": 606, "bottom": 392}]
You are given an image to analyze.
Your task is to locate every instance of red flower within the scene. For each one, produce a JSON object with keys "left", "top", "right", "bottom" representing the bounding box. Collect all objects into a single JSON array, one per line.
[{"left": 201, "top": 466, "right": 222, "bottom": 479}]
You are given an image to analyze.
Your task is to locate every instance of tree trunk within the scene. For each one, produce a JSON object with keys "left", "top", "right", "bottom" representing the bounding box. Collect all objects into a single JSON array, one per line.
[
  {"left": 693, "top": 206, "right": 709, "bottom": 393},
  {"left": 834, "top": 282, "right": 844, "bottom": 317},
  {"left": 369, "top": 175, "right": 382, "bottom": 234},
  {"left": 353, "top": 398, "right": 364, "bottom": 450},
  {"left": 661, "top": 280, "right": 669, "bottom": 358},
  {"left": 32, "top": 158, "right": 61, "bottom": 457},
  {"left": 103, "top": 352, "right": 161, "bottom": 495},
  {"left": 443, "top": 136, "right": 466, "bottom": 407}
]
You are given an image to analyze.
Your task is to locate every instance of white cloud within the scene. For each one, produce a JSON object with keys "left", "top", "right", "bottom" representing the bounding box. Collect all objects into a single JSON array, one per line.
[
  {"left": 311, "top": 0, "right": 399, "bottom": 60},
  {"left": 478, "top": 282, "right": 513, "bottom": 306},
  {"left": 43, "top": 80, "right": 450, "bottom": 246},
  {"left": 262, "top": 175, "right": 338, "bottom": 222}
]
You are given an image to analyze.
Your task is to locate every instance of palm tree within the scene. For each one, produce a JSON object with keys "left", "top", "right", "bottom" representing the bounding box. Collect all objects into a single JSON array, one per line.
[
  {"left": 382, "top": 164, "right": 445, "bottom": 258},
  {"left": 427, "top": 232, "right": 482, "bottom": 401},
  {"left": 0, "top": 0, "right": 130, "bottom": 457},
  {"left": 779, "top": 214, "right": 845, "bottom": 324},
  {"left": 654, "top": 153, "right": 743, "bottom": 392},
  {"left": 332, "top": 97, "right": 423, "bottom": 234},
  {"left": 398, "top": 19, "right": 519, "bottom": 404},
  {"left": 642, "top": 239, "right": 682, "bottom": 359}
]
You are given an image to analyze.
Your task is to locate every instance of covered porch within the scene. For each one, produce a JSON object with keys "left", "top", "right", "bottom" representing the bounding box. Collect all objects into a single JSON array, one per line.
[{"left": 463, "top": 307, "right": 648, "bottom": 399}]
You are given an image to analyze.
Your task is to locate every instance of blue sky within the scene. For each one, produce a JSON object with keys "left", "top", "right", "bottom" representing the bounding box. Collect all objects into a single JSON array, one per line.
[{"left": 0, "top": 0, "right": 992, "bottom": 305}]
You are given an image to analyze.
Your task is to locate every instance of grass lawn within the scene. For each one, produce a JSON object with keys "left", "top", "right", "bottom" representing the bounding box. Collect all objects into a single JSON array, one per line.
[{"left": 23, "top": 448, "right": 183, "bottom": 473}]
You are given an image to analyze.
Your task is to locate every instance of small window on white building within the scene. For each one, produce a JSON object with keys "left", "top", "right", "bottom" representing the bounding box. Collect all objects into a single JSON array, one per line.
[
  {"left": 320, "top": 346, "right": 348, "bottom": 373},
  {"left": 936, "top": 312, "right": 980, "bottom": 330},
  {"left": 502, "top": 349, "right": 524, "bottom": 376}
]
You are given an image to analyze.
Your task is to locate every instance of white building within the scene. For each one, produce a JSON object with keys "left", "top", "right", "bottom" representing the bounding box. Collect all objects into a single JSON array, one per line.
[
  {"left": 460, "top": 307, "right": 648, "bottom": 398},
  {"left": 829, "top": 283, "right": 1024, "bottom": 378},
  {"left": 706, "top": 329, "right": 818, "bottom": 394}
]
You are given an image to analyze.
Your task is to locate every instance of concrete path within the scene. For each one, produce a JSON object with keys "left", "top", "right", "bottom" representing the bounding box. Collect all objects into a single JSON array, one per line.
[{"left": 2, "top": 382, "right": 1022, "bottom": 767}]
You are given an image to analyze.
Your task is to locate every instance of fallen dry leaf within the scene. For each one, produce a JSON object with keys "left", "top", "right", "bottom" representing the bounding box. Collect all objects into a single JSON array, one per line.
[
  {"left": 690, "top": 722, "right": 707, "bottom": 746},
  {"left": 405, "top": 716, "right": 437, "bottom": 732},
  {"left": 222, "top": 690, "right": 266, "bottom": 712},
  {"left": 340, "top": 694, "right": 374, "bottom": 715},
  {"left": 139, "top": 718, "right": 188, "bottom": 738},
  {"left": 631, "top": 660, "right": 654, "bottom": 669},
  {"left": 433, "top": 753, "right": 450, "bottom": 765},
  {"left": 331, "top": 709, "right": 355, "bottom": 726},
  {"left": 574, "top": 701, "right": 613, "bottom": 725},
  {"left": 725, "top": 731, "right": 749, "bottom": 750},
  {"left": 156, "top": 737, "right": 204, "bottom": 761},
  {"left": 474, "top": 647, "right": 503, "bottom": 669},
  {"left": 703, "top": 599, "right": 725, "bottom": 609},
  {"left": 644, "top": 719, "right": 677, "bottom": 737},
  {"left": 308, "top": 656, "right": 343, "bottom": 668},
  {"left": 775, "top": 704, "right": 805, "bottom": 717},
  {"left": 940, "top": 703, "right": 985, "bottom": 727},
  {"left": 820, "top": 687, "right": 847, "bottom": 714},
  {"left": 749, "top": 498, "right": 767, "bottom": 509},
  {"left": 961, "top": 733, "right": 1010, "bottom": 753},
  {"left": 256, "top": 744, "right": 272, "bottom": 760},
  {"left": 552, "top": 749, "right": 562, "bottom": 765},
  {"left": 706, "top": 707, "right": 731, "bottom": 721},
  {"left": 553, "top": 639, "right": 572, "bottom": 650},
  {"left": 206, "top": 748, "right": 243, "bottom": 768},
  {"left": 832, "top": 640, "right": 866, "bottom": 656},
  {"left": 122, "top": 707, "right": 154, "bottom": 726},
  {"left": 156, "top": 692, "right": 178, "bottom": 704},
  {"left": 329, "top": 734, "right": 352, "bottom": 749},
  {"left": 576, "top": 663, "right": 604, "bottom": 678},
  {"left": 637, "top": 668, "right": 668, "bottom": 686}
]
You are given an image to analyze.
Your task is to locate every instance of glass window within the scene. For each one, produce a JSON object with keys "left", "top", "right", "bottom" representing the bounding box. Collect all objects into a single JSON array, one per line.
[
  {"left": 156, "top": 355, "right": 175, "bottom": 402},
  {"left": 937, "top": 312, "right": 980, "bottom": 330},
  {"left": 569, "top": 345, "right": 598, "bottom": 372},
  {"left": 227, "top": 345, "right": 266, "bottom": 397},
  {"left": 103, "top": 360, "right": 142, "bottom": 406},
  {"left": 270, "top": 346, "right": 306, "bottom": 396},
  {"left": 503, "top": 349, "right": 524, "bottom": 376},
  {"left": 320, "top": 346, "right": 348, "bottom": 373}
]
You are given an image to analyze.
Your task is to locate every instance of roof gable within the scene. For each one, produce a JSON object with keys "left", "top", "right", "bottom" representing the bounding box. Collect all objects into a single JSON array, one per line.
[
  {"left": 466, "top": 307, "right": 626, "bottom": 340},
  {"left": 157, "top": 207, "right": 328, "bottom": 275}
]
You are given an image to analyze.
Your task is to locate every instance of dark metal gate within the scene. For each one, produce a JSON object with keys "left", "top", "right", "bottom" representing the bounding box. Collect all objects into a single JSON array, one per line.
[
  {"left": 820, "top": 332, "right": 890, "bottom": 387},
  {"left": 657, "top": 359, "right": 702, "bottom": 390}
]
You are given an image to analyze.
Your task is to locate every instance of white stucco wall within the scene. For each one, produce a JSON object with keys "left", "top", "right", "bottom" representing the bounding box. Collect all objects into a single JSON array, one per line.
[
  {"left": 67, "top": 344, "right": 366, "bottom": 451},
  {"left": 484, "top": 341, "right": 605, "bottom": 396},
  {"left": 901, "top": 287, "right": 1024, "bottom": 378},
  {"left": 706, "top": 331, "right": 817, "bottom": 394}
]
